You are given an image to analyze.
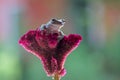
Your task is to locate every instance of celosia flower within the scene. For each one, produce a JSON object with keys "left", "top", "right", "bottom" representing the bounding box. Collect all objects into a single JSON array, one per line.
[{"left": 19, "top": 18, "right": 82, "bottom": 80}]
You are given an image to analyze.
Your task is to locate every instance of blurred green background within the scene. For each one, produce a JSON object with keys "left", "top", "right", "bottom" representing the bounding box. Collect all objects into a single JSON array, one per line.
[{"left": 0, "top": 0, "right": 120, "bottom": 80}]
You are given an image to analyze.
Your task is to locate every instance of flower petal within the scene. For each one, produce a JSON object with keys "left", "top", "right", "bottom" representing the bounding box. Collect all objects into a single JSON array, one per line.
[
  {"left": 55, "top": 34, "right": 82, "bottom": 70},
  {"left": 19, "top": 30, "right": 44, "bottom": 57}
]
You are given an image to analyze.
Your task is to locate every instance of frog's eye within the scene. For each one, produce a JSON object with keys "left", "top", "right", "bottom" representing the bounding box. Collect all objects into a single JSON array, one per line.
[{"left": 52, "top": 18, "right": 56, "bottom": 22}]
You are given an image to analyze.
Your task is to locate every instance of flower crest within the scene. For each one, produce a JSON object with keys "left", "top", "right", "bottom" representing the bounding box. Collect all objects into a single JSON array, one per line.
[{"left": 19, "top": 18, "right": 82, "bottom": 79}]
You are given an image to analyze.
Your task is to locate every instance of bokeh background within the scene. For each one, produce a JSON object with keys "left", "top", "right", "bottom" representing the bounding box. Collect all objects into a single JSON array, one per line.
[{"left": 0, "top": 0, "right": 120, "bottom": 80}]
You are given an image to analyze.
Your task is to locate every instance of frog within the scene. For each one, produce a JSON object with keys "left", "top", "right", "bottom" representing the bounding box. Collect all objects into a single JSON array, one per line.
[{"left": 40, "top": 18, "right": 65, "bottom": 36}]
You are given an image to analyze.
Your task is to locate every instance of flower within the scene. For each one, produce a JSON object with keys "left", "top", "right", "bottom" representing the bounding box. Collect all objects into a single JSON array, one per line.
[{"left": 19, "top": 18, "right": 82, "bottom": 78}]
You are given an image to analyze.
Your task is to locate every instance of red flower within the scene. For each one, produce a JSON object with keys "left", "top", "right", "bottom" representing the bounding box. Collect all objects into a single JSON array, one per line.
[{"left": 19, "top": 19, "right": 82, "bottom": 78}]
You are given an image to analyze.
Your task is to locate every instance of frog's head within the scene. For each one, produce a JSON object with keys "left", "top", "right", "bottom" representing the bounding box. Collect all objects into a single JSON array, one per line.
[
  {"left": 47, "top": 18, "right": 65, "bottom": 31},
  {"left": 51, "top": 18, "right": 65, "bottom": 25}
]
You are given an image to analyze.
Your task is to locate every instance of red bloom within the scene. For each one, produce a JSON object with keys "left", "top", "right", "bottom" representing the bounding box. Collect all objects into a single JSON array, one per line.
[{"left": 19, "top": 19, "right": 82, "bottom": 77}]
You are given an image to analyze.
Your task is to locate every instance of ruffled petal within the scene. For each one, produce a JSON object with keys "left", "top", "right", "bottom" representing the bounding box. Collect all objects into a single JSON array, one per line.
[
  {"left": 55, "top": 34, "right": 82, "bottom": 71},
  {"left": 19, "top": 30, "right": 44, "bottom": 57}
]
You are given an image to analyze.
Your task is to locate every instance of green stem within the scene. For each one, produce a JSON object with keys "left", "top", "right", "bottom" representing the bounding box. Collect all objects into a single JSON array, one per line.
[{"left": 53, "top": 72, "right": 61, "bottom": 80}]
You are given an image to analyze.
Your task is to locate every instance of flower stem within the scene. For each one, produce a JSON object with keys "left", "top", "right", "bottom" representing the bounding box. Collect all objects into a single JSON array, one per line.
[{"left": 53, "top": 72, "right": 61, "bottom": 80}]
